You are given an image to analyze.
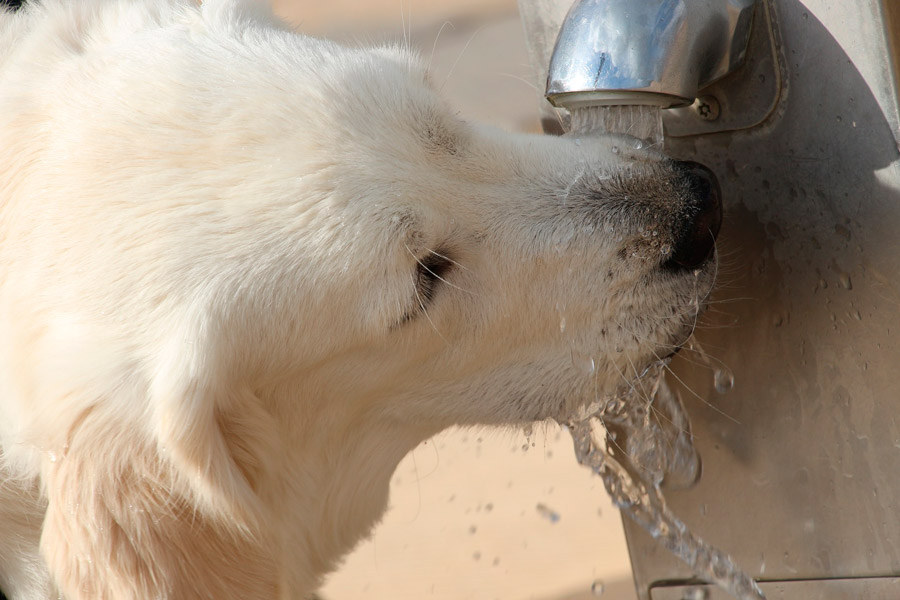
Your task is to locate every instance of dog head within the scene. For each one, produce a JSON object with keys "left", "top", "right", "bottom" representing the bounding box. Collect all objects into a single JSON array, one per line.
[
  {"left": 225, "top": 40, "right": 722, "bottom": 428},
  {"left": 0, "top": 0, "right": 721, "bottom": 459}
]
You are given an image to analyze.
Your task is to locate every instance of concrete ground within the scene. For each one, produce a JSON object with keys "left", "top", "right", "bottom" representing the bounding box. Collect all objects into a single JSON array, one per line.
[{"left": 271, "top": 2, "right": 639, "bottom": 599}]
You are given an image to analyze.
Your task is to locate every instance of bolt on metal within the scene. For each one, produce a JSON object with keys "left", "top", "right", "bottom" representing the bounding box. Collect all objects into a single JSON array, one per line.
[{"left": 694, "top": 95, "right": 721, "bottom": 121}]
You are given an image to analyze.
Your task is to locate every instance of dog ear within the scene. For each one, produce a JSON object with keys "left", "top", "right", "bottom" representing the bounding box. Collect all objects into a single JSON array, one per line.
[
  {"left": 40, "top": 322, "right": 284, "bottom": 598},
  {"left": 149, "top": 337, "right": 279, "bottom": 526},
  {"left": 40, "top": 405, "right": 281, "bottom": 599}
]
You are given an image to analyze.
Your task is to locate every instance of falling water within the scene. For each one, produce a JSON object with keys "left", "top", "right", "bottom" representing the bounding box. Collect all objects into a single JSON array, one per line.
[
  {"left": 568, "top": 105, "right": 665, "bottom": 146},
  {"left": 561, "top": 101, "right": 760, "bottom": 599},
  {"left": 565, "top": 362, "right": 764, "bottom": 600}
]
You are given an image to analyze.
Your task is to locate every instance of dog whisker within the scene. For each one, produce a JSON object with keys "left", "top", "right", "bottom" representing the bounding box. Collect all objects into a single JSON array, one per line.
[
  {"left": 425, "top": 247, "right": 470, "bottom": 273},
  {"left": 659, "top": 359, "right": 741, "bottom": 424},
  {"left": 403, "top": 243, "right": 477, "bottom": 297},
  {"left": 410, "top": 275, "right": 449, "bottom": 344},
  {"left": 439, "top": 25, "right": 485, "bottom": 93},
  {"left": 494, "top": 71, "right": 539, "bottom": 93},
  {"left": 427, "top": 21, "right": 454, "bottom": 74}
]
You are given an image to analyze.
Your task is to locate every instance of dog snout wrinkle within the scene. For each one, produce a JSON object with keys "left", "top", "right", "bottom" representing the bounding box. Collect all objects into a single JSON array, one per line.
[{"left": 664, "top": 161, "right": 722, "bottom": 271}]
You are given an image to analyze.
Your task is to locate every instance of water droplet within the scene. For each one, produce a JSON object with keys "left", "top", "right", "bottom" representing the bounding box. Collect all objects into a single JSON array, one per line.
[
  {"left": 714, "top": 368, "right": 734, "bottom": 394},
  {"left": 48, "top": 451, "right": 58, "bottom": 463},
  {"left": 571, "top": 349, "right": 596, "bottom": 375},
  {"left": 472, "top": 551, "right": 481, "bottom": 561},
  {"left": 523, "top": 424, "right": 533, "bottom": 437},
  {"left": 611, "top": 146, "right": 620, "bottom": 155},
  {"left": 559, "top": 317, "right": 567, "bottom": 332},
  {"left": 839, "top": 272, "right": 852, "bottom": 289},
  {"left": 660, "top": 243, "right": 672, "bottom": 255},
  {"left": 852, "top": 310, "right": 862, "bottom": 321},
  {"left": 574, "top": 138, "right": 583, "bottom": 146},
  {"left": 536, "top": 502, "right": 561, "bottom": 523},
  {"left": 591, "top": 580, "right": 605, "bottom": 596}
]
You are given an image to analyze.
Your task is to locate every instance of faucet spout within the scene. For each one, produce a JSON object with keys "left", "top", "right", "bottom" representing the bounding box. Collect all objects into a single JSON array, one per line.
[{"left": 545, "top": 0, "right": 757, "bottom": 111}]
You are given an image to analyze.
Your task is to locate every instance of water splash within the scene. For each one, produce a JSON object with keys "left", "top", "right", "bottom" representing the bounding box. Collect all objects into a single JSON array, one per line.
[
  {"left": 565, "top": 363, "right": 764, "bottom": 600},
  {"left": 568, "top": 105, "right": 664, "bottom": 147},
  {"left": 564, "top": 99, "right": 757, "bottom": 599}
]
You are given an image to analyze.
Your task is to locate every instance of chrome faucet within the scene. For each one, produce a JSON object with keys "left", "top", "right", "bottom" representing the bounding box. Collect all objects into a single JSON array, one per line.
[{"left": 545, "top": 0, "right": 757, "bottom": 111}]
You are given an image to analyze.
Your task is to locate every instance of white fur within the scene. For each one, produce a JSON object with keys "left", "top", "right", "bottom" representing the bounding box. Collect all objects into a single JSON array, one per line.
[{"left": 0, "top": 0, "right": 714, "bottom": 598}]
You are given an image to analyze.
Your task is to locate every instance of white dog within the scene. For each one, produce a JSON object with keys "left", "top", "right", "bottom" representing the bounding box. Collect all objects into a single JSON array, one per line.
[{"left": 0, "top": 0, "right": 721, "bottom": 598}]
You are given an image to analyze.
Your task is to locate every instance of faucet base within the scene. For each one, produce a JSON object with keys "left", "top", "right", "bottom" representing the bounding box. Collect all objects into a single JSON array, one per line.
[{"left": 547, "top": 90, "right": 691, "bottom": 111}]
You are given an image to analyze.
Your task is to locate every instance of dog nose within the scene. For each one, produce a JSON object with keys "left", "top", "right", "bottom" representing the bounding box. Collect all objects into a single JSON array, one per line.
[{"left": 665, "top": 161, "right": 722, "bottom": 270}]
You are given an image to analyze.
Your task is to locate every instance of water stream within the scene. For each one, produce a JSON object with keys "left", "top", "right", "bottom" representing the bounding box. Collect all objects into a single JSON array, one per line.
[
  {"left": 565, "top": 361, "right": 764, "bottom": 600},
  {"left": 564, "top": 105, "right": 764, "bottom": 600},
  {"left": 568, "top": 105, "right": 665, "bottom": 146}
]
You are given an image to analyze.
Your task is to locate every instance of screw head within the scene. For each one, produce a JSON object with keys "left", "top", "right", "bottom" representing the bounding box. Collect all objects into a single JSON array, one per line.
[{"left": 694, "top": 95, "right": 721, "bottom": 121}]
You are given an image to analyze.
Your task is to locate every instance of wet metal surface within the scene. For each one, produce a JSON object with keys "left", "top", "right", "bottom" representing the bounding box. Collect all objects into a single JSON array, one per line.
[
  {"left": 625, "top": 0, "right": 900, "bottom": 596},
  {"left": 521, "top": 0, "right": 900, "bottom": 597}
]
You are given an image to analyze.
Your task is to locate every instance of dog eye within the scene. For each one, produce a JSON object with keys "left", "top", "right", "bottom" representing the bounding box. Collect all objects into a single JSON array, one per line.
[{"left": 415, "top": 251, "right": 454, "bottom": 305}]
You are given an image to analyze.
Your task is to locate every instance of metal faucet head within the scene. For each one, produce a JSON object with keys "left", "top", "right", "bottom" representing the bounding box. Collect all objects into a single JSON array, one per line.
[{"left": 546, "top": 0, "right": 757, "bottom": 110}]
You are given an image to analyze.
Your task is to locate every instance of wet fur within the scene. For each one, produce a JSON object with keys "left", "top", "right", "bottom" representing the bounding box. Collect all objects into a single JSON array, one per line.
[{"left": 0, "top": 1, "right": 714, "bottom": 598}]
